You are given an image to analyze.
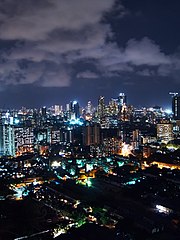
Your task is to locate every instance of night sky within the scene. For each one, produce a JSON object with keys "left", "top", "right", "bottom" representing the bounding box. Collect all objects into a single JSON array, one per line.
[{"left": 0, "top": 0, "right": 180, "bottom": 108}]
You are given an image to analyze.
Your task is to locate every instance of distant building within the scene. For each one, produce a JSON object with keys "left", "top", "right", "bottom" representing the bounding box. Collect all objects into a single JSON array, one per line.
[
  {"left": 143, "top": 146, "right": 152, "bottom": 158},
  {"left": 15, "top": 127, "right": 34, "bottom": 155},
  {"left": 120, "top": 104, "right": 133, "bottom": 122},
  {"left": 172, "top": 95, "right": 180, "bottom": 120},
  {"left": 0, "top": 124, "right": 15, "bottom": 156},
  {"left": 34, "top": 128, "right": 51, "bottom": 145},
  {"left": 132, "top": 129, "right": 141, "bottom": 149},
  {"left": 97, "top": 96, "right": 105, "bottom": 119},
  {"left": 157, "top": 123, "right": 173, "bottom": 144},
  {"left": 41, "top": 106, "right": 47, "bottom": 117},
  {"left": 69, "top": 101, "right": 80, "bottom": 119},
  {"left": 86, "top": 101, "right": 93, "bottom": 115},
  {"left": 54, "top": 105, "right": 60, "bottom": 115},
  {"left": 103, "top": 137, "right": 121, "bottom": 155},
  {"left": 108, "top": 98, "right": 119, "bottom": 116},
  {"left": 118, "top": 93, "right": 127, "bottom": 108},
  {"left": 51, "top": 129, "right": 61, "bottom": 144},
  {"left": 83, "top": 124, "right": 100, "bottom": 146}
]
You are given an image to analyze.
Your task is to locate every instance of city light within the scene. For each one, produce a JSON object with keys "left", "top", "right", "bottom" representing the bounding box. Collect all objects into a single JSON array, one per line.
[
  {"left": 51, "top": 161, "right": 61, "bottom": 167},
  {"left": 0, "top": 0, "right": 180, "bottom": 239},
  {"left": 86, "top": 178, "right": 92, "bottom": 187},
  {"left": 164, "top": 109, "right": 172, "bottom": 114},
  {"left": 156, "top": 205, "right": 172, "bottom": 214},
  {"left": 69, "top": 118, "right": 84, "bottom": 125},
  {"left": 0, "top": 93, "right": 179, "bottom": 239},
  {"left": 121, "top": 143, "right": 133, "bottom": 157}
]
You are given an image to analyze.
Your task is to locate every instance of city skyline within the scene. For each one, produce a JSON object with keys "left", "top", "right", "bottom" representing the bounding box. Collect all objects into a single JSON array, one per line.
[
  {"left": 1, "top": 2, "right": 180, "bottom": 238},
  {"left": 0, "top": 91, "right": 176, "bottom": 110},
  {"left": 0, "top": 0, "right": 180, "bottom": 107}
]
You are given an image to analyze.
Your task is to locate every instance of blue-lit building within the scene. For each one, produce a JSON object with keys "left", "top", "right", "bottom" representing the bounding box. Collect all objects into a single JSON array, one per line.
[
  {"left": 0, "top": 124, "right": 15, "bottom": 156},
  {"left": 118, "top": 93, "right": 127, "bottom": 108},
  {"left": 69, "top": 101, "right": 80, "bottom": 119}
]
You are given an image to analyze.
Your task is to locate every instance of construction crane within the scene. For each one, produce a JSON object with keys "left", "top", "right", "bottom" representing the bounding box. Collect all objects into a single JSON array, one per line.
[{"left": 169, "top": 92, "right": 178, "bottom": 97}]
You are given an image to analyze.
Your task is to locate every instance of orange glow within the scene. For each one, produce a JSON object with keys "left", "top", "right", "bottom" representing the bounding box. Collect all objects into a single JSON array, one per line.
[{"left": 121, "top": 143, "right": 133, "bottom": 157}]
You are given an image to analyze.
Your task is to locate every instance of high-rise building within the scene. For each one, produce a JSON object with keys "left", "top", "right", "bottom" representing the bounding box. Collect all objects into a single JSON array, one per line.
[
  {"left": 54, "top": 105, "right": 60, "bottom": 115},
  {"left": 0, "top": 124, "right": 15, "bottom": 156},
  {"left": 103, "top": 137, "right": 121, "bottom": 155},
  {"left": 172, "top": 95, "right": 180, "bottom": 120},
  {"left": 157, "top": 123, "right": 173, "bottom": 144},
  {"left": 41, "top": 106, "right": 47, "bottom": 117},
  {"left": 83, "top": 123, "right": 100, "bottom": 146},
  {"left": 34, "top": 128, "right": 51, "bottom": 145},
  {"left": 132, "top": 129, "right": 141, "bottom": 149},
  {"left": 51, "top": 129, "right": 61, "bottom": 144},
  {"left": 15, "top": 127, "right": 34, "bottom": 155},
  {"left": 108, "top": 98, "right": 119, "bottom": 116},
  {"left": 69, "top": 101, "right": 80, "bottom": 119},
  {"left": 72, "top": 101, "right": 80, "bottom": 119},
  {"left": 97, "top": 96, "right": 105, "bottom": 118},
  {"left": 118, "top": 93, "right": 127, "bottom": 107},
  {"left": 86, "top": 101, "right": 93, "bottom": 114}
]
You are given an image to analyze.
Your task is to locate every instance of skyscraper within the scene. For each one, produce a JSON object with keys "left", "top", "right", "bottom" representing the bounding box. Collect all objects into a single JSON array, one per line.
[
  {"left": 118, "top": 93, "right": 127, "bottom": 107},
  {"left": 0, "top": 124, "right": 15, "bottom": 156},
  {"left": 157, "top": 123, "right": 173, "bottom": 144},
  {"left": 15, "top": 127, "right": 34, "bottom": 155},
  {"left": 108, "top": 98, "right": 118, "bottom": 116},
  {"left": 172, "top": 95, "right": 180, "bottom": 120},
  {"left": 54, "top": 105, "right": 60, "bottom": 115},
  {"left": 83, "top": 123, "right": 100, "bottom": 146},
  {"left": 97, "top": 96, "right": 105, "bottom": 118},
  {"left": 41, "top": 106, "right": 47, "bottom": 117},
  {"left": 72, "top": 101, "right": 80, "bottom": 119},
  {"left": 86, "top": 101, "right": 93, "bottom": 115}
]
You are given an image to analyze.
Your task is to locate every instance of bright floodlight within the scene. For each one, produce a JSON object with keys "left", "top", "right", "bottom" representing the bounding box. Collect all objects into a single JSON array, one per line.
[
  {"left": 164, "top": 109, "right": 172, "bottom": 114},
  {"left": 86, "top": 178, "right": 92, "bottom": 187},
  {"left": 156, "top": 205, "right": 172, "bottom": 214}
]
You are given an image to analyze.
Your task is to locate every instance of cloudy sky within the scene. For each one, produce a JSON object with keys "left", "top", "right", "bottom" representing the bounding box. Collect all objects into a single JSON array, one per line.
[{"left": 0, "top": 0, "right": 179, "bottom": 108}]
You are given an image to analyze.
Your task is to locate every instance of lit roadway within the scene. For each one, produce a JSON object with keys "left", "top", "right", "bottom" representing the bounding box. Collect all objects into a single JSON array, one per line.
[{"left": 14, "top": 230, "right": 50, "bottom": 240}]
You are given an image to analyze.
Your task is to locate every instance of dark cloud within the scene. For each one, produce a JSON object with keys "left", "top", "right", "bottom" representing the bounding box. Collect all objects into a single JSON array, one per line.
[
  {"left": 76, "top": 70, "right": 99, "bottom": 79},
  {"left": 0, "top": 0, "right": 179, "bottom": 107},
  {"left": 0, "top": 0, "right": 118, "bottom": 87},
  {"left": 0, "top": 0, "right": 116, "bottom": 40}
]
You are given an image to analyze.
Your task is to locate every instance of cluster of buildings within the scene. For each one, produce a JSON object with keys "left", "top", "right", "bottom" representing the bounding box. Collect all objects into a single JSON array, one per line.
[
  {"left": 0, "top": 93, "right": 179, "bottom": 159},
  {"left": 0, "top": 93, "right": 180, "bottom": 240}
]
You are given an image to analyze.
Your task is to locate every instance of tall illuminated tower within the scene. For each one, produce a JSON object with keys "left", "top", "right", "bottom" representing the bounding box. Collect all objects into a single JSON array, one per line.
[
  {"left": 109, "top": 98, "right": 118, "bottom": 116},
  {"left": 86, "top": 101, "right": 93, "bottom": 114},
  {"left": 69, "top": 101, "right": 80, "bottom": 119},
  {"left": 172, "top": 95, "right": 180, "bottom": 120},
  {"left": 0, "top": 124, "right": 15, "bottom": 156},
  {"left": 54, "top": 105, "right": 60, "bottom": 115},
  {"left": 72, "top": 101, "right": 80, "bottom": 119},
  {"left": 118, "top": 93, "right": 127, "bottom": 107},
  {"left": 41, "top": 106, "right": 47, "bottom": 117},
  {"left": 98, "top": 96, "right": 105, "bottom": 118}
]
